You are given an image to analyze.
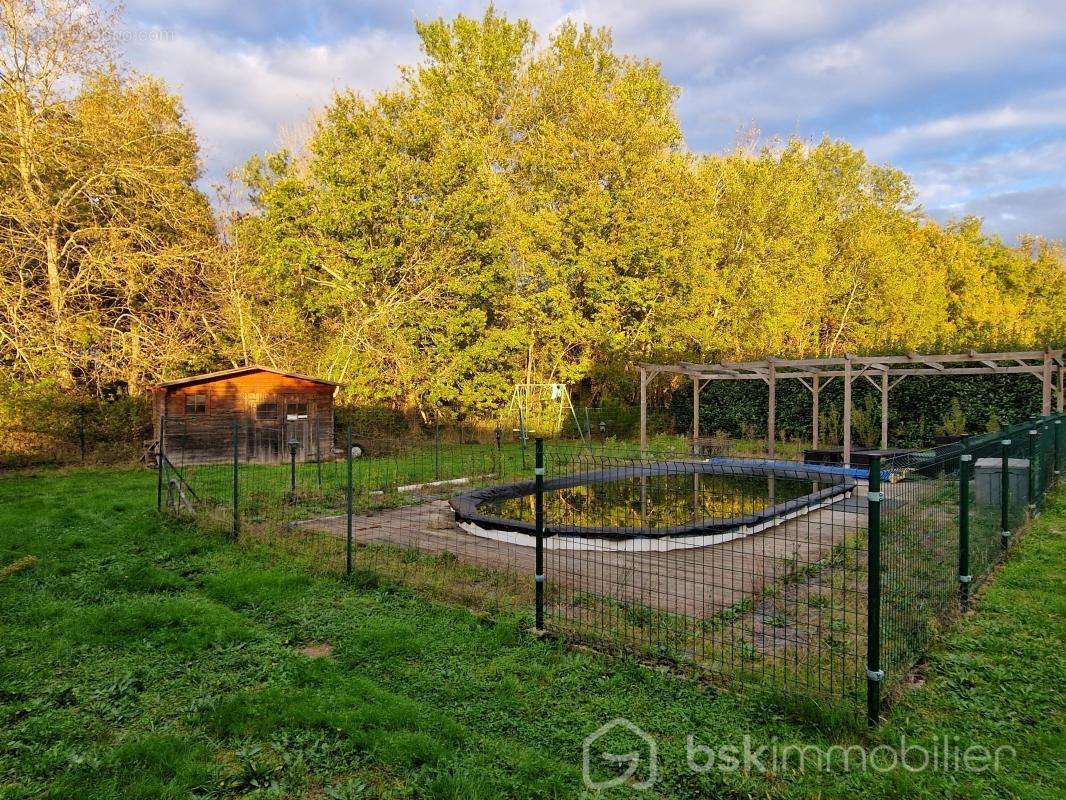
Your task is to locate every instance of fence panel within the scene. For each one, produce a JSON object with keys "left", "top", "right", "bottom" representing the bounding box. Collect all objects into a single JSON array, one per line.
[
  {"left": 539, "top": 445, "right": 870, "bottom": 707},
  {"left": 878, "top": 413, "right": 1064, "bottom": 705}
]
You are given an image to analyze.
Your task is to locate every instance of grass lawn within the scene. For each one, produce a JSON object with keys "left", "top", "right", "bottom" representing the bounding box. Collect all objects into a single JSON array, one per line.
[{"left": 0, "top": 467, "right": 1062, "bottom": 799}]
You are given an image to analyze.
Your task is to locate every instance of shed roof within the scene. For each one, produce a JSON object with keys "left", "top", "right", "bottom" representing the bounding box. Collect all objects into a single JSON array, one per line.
[{"left": 154, "top": 366, "right": 340, "bottom": 390}]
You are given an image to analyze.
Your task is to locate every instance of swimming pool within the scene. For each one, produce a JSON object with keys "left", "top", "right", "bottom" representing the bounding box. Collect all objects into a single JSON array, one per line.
[{"left": 449, "top": 459, "right": 857, "bottom": 551}]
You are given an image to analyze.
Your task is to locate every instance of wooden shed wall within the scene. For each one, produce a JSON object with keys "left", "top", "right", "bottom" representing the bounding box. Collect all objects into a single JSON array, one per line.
[{"left": 154, "top": 371, "right": 336, "bottom": 464}]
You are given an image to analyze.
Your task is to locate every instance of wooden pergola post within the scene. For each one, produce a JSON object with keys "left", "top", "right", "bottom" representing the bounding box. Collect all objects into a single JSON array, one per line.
[
  {"left": 812, "top": 376, "right": 820, "bottom": 449},
  {"left": 881, "top": 369, "right": 889, "bottom": 449},
  {"left": 843, "top": 357, "right": 853, "bottom": 467},
  {"left": 1042, "top": 349, "right": 1053, "bottom": 415},
  {"left": 639, "top": 366, "right": 647, "bottom": 456},
  {"left": 692, "top": 376, "right": 700, "bottom": 454},
  {"left": 768, "top": 361, "right": 776, "bottom": 458}
]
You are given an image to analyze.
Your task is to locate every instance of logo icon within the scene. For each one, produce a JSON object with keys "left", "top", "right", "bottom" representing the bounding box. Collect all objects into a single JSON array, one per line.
[{"left": 582, "top": 718, "right": 658, "bottom": 790}]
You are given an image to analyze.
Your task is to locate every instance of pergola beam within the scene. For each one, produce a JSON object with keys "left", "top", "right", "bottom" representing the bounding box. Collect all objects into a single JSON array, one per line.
[
  {"left": 678, "top": 349, "right": 1062, "bottom": 373},
  {"left": 691, "top": 364, "right": 1049, "bottom": 380}
]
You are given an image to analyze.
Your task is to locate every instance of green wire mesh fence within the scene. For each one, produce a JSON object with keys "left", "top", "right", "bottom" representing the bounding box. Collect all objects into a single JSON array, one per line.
[{"left": 157, "top": 411, "right": 1065, "bottom": 721}]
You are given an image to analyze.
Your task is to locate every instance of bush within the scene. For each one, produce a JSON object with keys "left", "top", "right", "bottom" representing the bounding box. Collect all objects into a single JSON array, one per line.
[{"left": 0, "top": 379, "right": 149, "bottom": 466}]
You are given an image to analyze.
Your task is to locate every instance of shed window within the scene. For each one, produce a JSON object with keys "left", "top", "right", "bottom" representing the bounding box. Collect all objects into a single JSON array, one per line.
[
  {"left": 256, "top": 402, "right": 278, "bottom": 420},
  {"left": 286, "top": 401, "right": 308, "bottom": 420},
  {"left": 184, "top": 394, "right": 206, "bottom": 414}
]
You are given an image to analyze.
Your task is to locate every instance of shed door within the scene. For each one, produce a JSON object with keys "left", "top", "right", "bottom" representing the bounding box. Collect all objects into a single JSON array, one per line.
[
  {"left": 249, "top": 396, "right": 281, "bottom": 462},
  {"left": 283, "top": 399, "right": 313, "bottom": 459}
]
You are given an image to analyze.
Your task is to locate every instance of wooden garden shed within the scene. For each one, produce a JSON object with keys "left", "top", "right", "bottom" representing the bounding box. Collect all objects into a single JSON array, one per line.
[{"left": 150, "top": 366, "right": 339, "bottom": 464}]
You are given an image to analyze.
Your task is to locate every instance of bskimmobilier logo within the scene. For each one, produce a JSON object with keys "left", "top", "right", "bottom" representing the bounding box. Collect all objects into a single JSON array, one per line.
[
  {"left": 582, "top": 718, "right": 658, "bottom": 791},
  {"left": 581, "top": 717, "right": 1017, "bottom": 792}
]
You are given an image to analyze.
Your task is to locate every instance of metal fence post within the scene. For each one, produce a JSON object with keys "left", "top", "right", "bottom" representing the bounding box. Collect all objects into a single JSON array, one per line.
[
  {"left": 315, "top": 416, "right": 322, "bottom": 489},
  {"left": 1000, "top": 439, "right": 1011, "bottom": 550},
  {"left": 231, "top": 418, "right": 239, "bottom": 541},
  {"left": 156, "top": 414, "right": 166, "bottom": 511},
  {"left": 289, "top": 439, "right": 298, "bottom": 499},
  {"left": 519, "top": 407, "right": 528, "bottom": 470},
  {"left": 346, "top": 426, "right": 353, "bottom": 575},
  {"left": 1028, "top": 428, "right": 1038, "bottom": 518},
  {"left": 865, "top": 455, "right": 883, "bottom": 726},
  {"left": 535, "top": 437, "right": 545, "bottom": 632},
  {"left": 494, "top": 425, "right": 503, "bottom": 479},
  {"left": 958, "top": 452, "right": 973, "bottom": 610},
  {"left": 434, "top": 423, "right": 441, "bottom": 481},
  {"left": 1054, "top": 419, "right": 1062, "bottom": 483}
]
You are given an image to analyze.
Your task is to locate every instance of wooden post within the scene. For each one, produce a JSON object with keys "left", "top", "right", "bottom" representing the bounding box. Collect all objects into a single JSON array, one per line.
[
  {"left": 692, "top": 376, "right": 700, "bottom": 455},
  {"left": 881, "top": 369, "right": 889, "bottom": 450},
  {"left": 844, "top": 358, "right": 853, "bottom": 467},
  {"left": 812, "top": 376, "right": 820, "bottom": 449},
  {"left": 767, "top": 361, "right": 776, "bottom": 459},
  {"left": 1042, "top": 349, "right": 1052, "bottom": 415},
  {"left": 1059, "top": 364, "right": 1064, "bottom": 413},
  {"left": 639, "top": 366, "right": 648, "bottom": 457}
]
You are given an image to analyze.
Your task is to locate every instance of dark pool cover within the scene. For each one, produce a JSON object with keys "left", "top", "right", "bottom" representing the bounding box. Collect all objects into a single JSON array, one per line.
[{"left": 448, "top": 460, "right": 856, "bottom": 540}]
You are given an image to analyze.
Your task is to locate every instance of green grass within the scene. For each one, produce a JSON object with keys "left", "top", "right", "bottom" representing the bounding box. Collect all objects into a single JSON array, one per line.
[{"left": 1, "top": 467, "right": 1063, "bottom": 798}]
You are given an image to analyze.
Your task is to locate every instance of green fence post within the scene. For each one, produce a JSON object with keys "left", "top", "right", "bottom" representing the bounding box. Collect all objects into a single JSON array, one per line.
[
  {"left": 156, "top": 414, "right": 166, "bottom": 511},
  {"left": 494, "top": 425, "right": 503, "bottom": 479},
  {"left": 434, "top": 423, "right": 441, "bottom": 482},
  {"left": 346, "top": 426, "right": 353, "bottom": 576},
  {"left": 1054, "top": 419, "right": 1062, "bottom": 485},
  {"left": 519, "top": 406, "right": 528, "bottom": 470},
  {"left": 1000, "top": 438, "right": 1011, "bottom": 550},
  {"left": 535, "top": 437, "right": 545, "bottom": 632},
  {"left": 231, "top": 418, "right": 239, "bottom": 542},
  {"left": 958, "top": 452, "right": 972, "bottom": 610},
  {"left": 866, "top": 456, "right": 883, "bottom": 726},
  {"left": 1028, "top": 428, "right": 1038, "bottom": 518},
  {"left": 315, "top": 417, "right": 322, "bottom": 490},
  {"left": 289, "top": 439, "right": 298, "bottom": 500}
]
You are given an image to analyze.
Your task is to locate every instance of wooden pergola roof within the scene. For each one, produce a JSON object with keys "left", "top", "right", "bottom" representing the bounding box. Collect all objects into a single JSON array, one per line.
[
  {"left": 642, "top": 349, "right": 1064, "bottom": 381},
  {"left": 637, "top": 348, "right": 1065, "bottom": 465}
]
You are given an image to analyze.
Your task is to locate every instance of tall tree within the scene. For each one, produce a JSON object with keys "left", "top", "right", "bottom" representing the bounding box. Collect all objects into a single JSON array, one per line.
[
  {"left": 0, "top": 0, "right": 219, "bottom": 393},
  {"left": 235, "top": 8, "right": 1065, "bottom": 416}
]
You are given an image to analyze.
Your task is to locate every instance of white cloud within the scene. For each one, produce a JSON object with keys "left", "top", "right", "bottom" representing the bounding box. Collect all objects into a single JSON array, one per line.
[
  {"left": 929, "top": 185, "right": 1066, "bottom": 243},
  {"left": 863, "top": 98, "right": 1066, "bottom": 159},
  {"left": 911, "top": 139, "right": 1066, "bottom": 205},
  {"left": 124, "top": 26, "right": 419, "bottom": 185},
  {"left": 113, "top": 0, "right": 1066, "bottom": 241}
]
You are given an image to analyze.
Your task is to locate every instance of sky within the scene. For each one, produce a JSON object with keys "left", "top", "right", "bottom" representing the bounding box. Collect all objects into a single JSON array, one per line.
[{"left": 118, "top": 1, "right": 1066, "bottom": 243}]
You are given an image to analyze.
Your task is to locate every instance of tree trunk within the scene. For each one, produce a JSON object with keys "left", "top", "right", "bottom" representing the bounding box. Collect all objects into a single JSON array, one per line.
[{"left": 46, "top": 232, "right": 63, "bottom": 317}]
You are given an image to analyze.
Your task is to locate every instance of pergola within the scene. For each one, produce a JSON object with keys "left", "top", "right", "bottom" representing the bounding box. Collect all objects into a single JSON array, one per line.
[{"left": 638, "top": 348, "right": 1065, "bottom": 465}]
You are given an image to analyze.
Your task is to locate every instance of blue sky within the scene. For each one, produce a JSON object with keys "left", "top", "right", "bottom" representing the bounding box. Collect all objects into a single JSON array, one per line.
[{"left": 119, "top": 1, "right": 1066, "bottom": 243}]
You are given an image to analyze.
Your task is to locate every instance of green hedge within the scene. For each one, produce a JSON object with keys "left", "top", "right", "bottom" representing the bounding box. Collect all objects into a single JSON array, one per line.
[{"left": 666, "top": 374, "right": 1045, "bottom": 448}]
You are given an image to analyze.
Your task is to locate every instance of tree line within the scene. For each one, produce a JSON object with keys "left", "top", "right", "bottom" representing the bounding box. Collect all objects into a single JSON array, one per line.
[{"left": 1, "top": 2, "right": 1063, "bottom": 429}]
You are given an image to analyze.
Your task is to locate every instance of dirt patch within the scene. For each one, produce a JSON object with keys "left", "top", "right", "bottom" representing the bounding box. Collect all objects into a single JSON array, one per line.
[
  {"left": 0, "top": 555, "right": 38, "bottom": 582},
  {"left": 298, "top": 642, "right": 334, "bottom": 659}
]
